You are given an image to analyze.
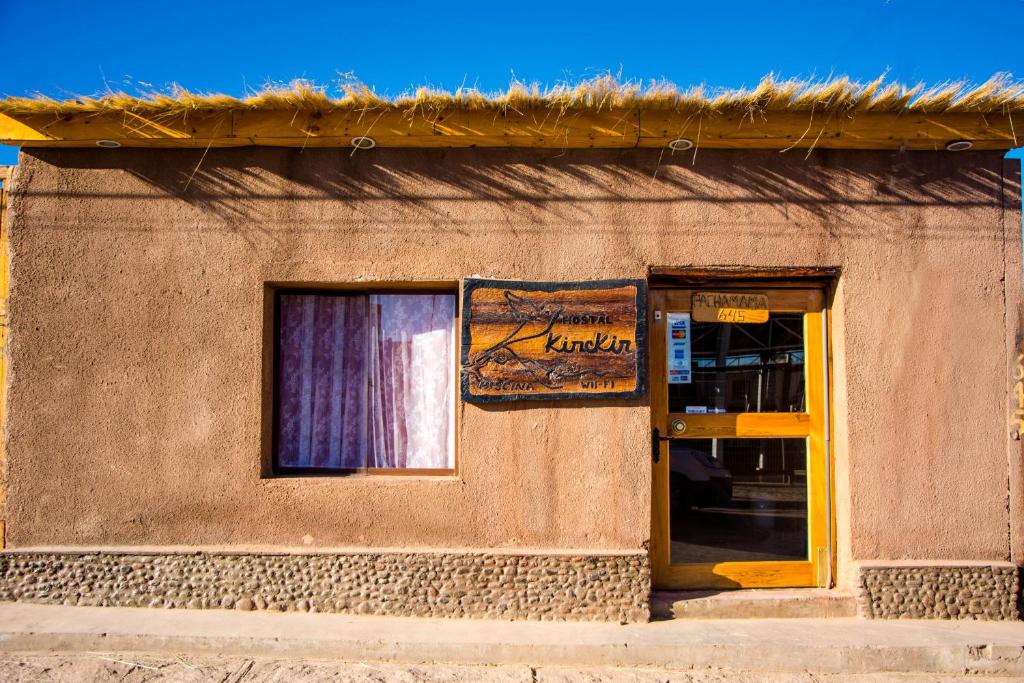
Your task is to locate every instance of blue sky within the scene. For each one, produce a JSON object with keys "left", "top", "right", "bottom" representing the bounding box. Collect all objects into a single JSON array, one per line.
[{"left": 1, "top": 1, "right": 1022, "bottom": 165}]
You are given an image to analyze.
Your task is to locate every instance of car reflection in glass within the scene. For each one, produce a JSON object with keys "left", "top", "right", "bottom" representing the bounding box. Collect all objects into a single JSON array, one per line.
[{"left": 669, "top": 445, "right": 733, "bottom": 510}]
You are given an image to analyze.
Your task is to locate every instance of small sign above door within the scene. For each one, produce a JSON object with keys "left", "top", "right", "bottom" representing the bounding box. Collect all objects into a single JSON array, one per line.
[
  {"left": 691, "top": 291, "right": 770, "bottom": 324},
  {"left": 461, "top": 278, "right": 647, "bottom": 402}
]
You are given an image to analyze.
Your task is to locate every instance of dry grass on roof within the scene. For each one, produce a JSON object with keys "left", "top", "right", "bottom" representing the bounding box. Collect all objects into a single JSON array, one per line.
[{"left": 1, "top": 73, "right": 1023, "bottom": 117}]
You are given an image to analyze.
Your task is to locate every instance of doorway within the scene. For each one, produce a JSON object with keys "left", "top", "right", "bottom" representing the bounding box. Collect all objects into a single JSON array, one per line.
[{"left": 650, "top": 286, "right": 831, "bottom": 589}]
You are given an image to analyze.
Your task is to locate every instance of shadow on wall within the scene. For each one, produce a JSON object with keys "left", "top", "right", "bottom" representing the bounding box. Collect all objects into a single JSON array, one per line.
[{"left": 17, "top": 146, "right": 1019, "bottom": 245}]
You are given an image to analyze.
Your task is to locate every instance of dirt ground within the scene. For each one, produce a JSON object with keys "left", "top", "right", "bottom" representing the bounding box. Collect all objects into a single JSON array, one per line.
[{"left": 0, "top": 653, "right": 1016, "bottom": 683}]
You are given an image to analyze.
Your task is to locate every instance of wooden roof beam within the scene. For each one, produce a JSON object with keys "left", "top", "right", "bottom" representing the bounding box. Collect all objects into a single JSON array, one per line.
[{"left": 0, "top": 109, "right": 1017, "bottom": 151}]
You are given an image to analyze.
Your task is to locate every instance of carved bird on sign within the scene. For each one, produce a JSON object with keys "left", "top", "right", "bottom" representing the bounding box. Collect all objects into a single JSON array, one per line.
[{"left": 461, "top": 291, "right": 566, "bottom": 389}]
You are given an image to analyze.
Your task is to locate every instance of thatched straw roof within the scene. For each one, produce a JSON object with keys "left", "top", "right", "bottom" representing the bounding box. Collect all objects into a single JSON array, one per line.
[
  {"left": 4, "top": 74, "right": 1024, "bottom": 115},
  {"left": 1, "top": 74, "right": 1022, "bottom": 151}
]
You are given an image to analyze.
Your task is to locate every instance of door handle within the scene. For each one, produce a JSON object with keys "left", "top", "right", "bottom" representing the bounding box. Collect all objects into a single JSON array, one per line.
[{"left": 651, "top": 427, "right": 672, "bottom": 464}]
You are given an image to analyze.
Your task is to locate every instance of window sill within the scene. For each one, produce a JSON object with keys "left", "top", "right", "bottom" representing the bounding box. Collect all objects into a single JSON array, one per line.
[{"left": 262, "top": 469, "right": 459, "bottom": 481}]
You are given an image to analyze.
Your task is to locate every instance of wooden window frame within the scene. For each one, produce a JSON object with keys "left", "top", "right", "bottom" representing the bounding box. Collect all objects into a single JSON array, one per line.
[{"left": 267, "top": 284, "right": 460, "bottom": 478}]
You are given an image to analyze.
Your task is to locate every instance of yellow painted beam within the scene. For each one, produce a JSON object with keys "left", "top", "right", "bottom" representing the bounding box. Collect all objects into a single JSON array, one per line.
[
  {"left": 636, "top": 110, "right": 1020, "bottom": 150},
  {"left": 0, "top": 108, "right": 1018, "bottom": 150}
]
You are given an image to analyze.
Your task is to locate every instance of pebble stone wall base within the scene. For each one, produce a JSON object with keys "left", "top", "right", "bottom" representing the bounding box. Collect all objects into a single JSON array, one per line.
[
  {"left": 858, "top": 563, "right": 1020, "bottom": 620},
  {"left": 0, "top": 550, "right": 651, "bottom": 623}
]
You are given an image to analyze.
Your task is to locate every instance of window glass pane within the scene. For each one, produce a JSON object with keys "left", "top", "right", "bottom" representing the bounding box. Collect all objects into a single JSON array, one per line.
[
  {"left": 367, "top": 294, "right": 455, "bottom": 469},
  {"left": 669, "top": 438, "right": 808, "bottom": 564},
  {"left": 668, "top": 313, "right": 805, "bottom": 413},
  {"left": 275, "top": 292, "right": 455, "bottom": 471}
]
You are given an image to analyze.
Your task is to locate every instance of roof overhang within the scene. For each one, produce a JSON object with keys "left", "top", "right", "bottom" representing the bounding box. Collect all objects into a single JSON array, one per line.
[{"left": 0, "top": 107, "right": 1018, "bottom": 151}]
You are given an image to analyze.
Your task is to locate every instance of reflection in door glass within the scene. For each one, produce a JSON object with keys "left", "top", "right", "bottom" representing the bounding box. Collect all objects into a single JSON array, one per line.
[
  {"left": 669, "top": 438, "right": 808, "bottom": 564},
  {"left": 668, "top": 313, "right": 805, "bottom": 414}
]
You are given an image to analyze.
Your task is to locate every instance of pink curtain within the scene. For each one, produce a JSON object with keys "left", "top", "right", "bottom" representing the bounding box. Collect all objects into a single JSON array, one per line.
[{"left": 276, "top": 293, "right": 454, "bottom": 470}]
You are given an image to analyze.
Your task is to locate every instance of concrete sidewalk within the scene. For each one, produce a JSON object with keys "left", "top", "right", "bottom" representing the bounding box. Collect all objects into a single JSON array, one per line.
[{"left": 1, "top": 603, "right": 1024, "bottom": 677}]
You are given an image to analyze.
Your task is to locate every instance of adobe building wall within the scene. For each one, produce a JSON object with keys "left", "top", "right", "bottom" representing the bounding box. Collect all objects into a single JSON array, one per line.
[{"left": 1, "top": 147, "right": 1020, "bottom": 621}]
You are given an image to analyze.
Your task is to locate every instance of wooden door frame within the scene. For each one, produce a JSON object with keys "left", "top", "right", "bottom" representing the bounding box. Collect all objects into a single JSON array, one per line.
[{"left": 649, "top": 285, "right": 833, "bottom": 589}]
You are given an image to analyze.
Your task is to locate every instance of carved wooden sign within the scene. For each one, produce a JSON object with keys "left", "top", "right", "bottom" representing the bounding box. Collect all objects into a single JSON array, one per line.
[
  {"left": 461, "top": 279, "right": 647, "bottom": 402},
  {"left": 691, "top": 291, "right": 770, "bottom": 323}
]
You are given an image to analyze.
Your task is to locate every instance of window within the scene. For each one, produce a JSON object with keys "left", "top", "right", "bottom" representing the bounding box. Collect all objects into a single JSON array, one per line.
[{"left": 273, "top": 290, "right": 456, "bottom": 473}]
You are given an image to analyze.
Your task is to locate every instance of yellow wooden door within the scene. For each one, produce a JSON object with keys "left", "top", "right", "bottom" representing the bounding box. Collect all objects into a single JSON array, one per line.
[{"left": 650, "top": 287, "right": 831, "bottom": 589}]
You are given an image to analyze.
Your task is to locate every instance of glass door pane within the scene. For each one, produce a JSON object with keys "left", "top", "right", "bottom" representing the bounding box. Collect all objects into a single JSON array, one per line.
[
  {"left": 669, "top": 438, "right": 808, "bottom": 564},
  {"left": 668, "top": 313, "right": 806, "bottom": 414}
]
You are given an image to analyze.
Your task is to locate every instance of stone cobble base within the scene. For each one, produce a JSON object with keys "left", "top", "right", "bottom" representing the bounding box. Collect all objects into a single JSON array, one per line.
[
  {"left": 0, "top": 550, "right": 650, "bottom": 623},
  {"left": 858, "top": 563, "right": 1019, "bottom": 620}
]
